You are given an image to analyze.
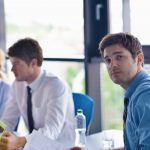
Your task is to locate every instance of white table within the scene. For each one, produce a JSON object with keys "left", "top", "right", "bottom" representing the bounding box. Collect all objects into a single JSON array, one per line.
[
  {"left": 86, "top": 130, "right": 124, "bottom": 150},
  {"left": 23, "top": 129, "right": 123, "bottom": 150}
]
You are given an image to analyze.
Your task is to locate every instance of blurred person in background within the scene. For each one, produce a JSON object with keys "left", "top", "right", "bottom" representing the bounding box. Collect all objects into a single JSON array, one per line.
[{"left": 0, "top": 49, "right": 10, "bottom": 118}]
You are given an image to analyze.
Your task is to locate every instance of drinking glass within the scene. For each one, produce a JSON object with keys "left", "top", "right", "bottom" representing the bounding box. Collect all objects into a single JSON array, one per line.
[{"left": 102, "top": 130, "right": 114, "bottom": 149}]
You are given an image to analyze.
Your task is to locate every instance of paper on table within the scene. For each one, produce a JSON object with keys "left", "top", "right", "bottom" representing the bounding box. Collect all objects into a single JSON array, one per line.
[{"left": 23, "top": 130, "right": 70, "bottom": 150}]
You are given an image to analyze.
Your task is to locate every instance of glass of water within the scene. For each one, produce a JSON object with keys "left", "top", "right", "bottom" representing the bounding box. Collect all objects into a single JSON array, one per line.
[{"left": 102, "top": 130, "right": 114, "bottom": 149}]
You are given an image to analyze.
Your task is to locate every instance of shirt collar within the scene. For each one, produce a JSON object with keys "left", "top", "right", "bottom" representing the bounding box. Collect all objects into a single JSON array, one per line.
[
  {"left": 125, "top": 69, "right": 149, "bottom": 99},
  {"left": 28, "top": 70, "right": 45, "bottom": 92}
]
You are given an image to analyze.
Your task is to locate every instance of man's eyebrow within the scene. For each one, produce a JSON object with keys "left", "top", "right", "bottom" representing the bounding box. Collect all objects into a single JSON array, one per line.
[
  {"left": 104, "top": 51, "right": 124, "bottom": 59},
  {"left": 104, "top": 56, "right": 109, "bottom": 60}
]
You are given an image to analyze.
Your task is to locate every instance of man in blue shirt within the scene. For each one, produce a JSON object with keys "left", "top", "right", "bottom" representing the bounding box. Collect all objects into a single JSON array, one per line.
[
  {"left": 0, "top": 80, "right": 10, "bottom": 118},
  {"left": 0, "top": 49, "right": 10, "bottom": 118},
  {"left": 99, "top": 32, "right": 150, "bottom": 149}
]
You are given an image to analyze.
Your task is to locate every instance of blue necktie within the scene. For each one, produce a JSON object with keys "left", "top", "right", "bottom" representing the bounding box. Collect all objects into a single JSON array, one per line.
[{"left": 27, "top": 86, "right": 34, "bottom": 133}]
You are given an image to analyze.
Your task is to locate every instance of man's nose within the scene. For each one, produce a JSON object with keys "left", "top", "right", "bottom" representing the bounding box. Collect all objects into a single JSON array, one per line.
[
  {"left": 109, "top": 59, "right": 118, "bottom": 68},
  {"left": 11, "top": 65, "right": 14, "bottom": 72}
]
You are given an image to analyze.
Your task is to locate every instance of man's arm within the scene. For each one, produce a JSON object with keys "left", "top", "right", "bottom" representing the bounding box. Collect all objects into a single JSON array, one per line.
[
  {"left": 1, "top": 82, "right": 21, "bottom": 131},
  {"left": 0, "top": 82, "right": 10, "bottom": 118},
  {"left": 134, "top": 91, "right": 150, "bottom": 149},
  {"left": 37, "top": 79, "right": 75, "bottom": 140}
]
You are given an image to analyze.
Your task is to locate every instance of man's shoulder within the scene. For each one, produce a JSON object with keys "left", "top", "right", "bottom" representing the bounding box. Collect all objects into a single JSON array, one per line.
[
  {"left": 133, "top": 76, "right": 150, "bottom": 103},
  {"left": 11, "top": 80, "right": 27, "bottom": 89},
  {"left": 43, "top": 71, "right": 59, "bottom": 79},
  {"left": 39, "top": 71, "right": 70, "bottom": 93},
  {"left": 0, "top": 80, "right": 10, "bottom": 91},
  {"left": 139, "top": 76, "right": 150, "bottom": 89},
  {"left": 131, "top": 74, "right": 150, "bottom": 96},
  {"left": 43, "top": 71, "right": 67, "bottom": 85},
  {"left": 0, "top": 80, "right": 11, "bottom": 92},
  {"left": 0, "top": 80, "right": 10, "bottom": 87}
]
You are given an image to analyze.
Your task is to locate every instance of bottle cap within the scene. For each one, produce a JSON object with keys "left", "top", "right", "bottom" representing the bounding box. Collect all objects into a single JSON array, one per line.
[{"left": 77, "top": 109, "right": 83, "bottom": 113}]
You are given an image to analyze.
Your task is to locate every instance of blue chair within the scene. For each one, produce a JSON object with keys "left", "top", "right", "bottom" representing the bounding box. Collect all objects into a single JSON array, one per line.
[{"left": 72, "top": 93, "right": 94, "bottom": 134}]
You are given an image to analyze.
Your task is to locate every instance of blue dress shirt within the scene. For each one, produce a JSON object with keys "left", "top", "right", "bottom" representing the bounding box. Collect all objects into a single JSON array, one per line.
[
  {"left": 0, "top": 80, "right": 10, "bottom": 118},
  {"left": 124, "top": 70, "right": 150, "bottom": 150}
]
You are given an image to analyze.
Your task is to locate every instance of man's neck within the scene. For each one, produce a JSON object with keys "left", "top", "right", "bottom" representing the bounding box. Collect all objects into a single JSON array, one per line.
[{"left": 27, "top": 68, "right": 41, "bottom": 84}]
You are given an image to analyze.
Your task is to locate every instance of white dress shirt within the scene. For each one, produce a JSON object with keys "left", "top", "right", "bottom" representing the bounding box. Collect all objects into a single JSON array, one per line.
[{"left": 1, "top": 70, "right": 75, "bottom": 147}]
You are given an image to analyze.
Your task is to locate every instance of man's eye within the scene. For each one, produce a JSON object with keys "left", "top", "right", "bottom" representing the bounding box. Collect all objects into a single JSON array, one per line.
[
  {"left": 117, "top": 55, "right": 123, "bottom": 60},
  {"left": 105, "top": 59, "right": 111, "bottom": 64}
]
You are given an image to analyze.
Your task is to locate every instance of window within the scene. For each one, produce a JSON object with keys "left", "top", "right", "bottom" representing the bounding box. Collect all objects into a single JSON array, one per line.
[
  {"left": 5, "top": 0, "right": 84, "bottom": 57},
  {"left": 5, "top": 0, "right": 85, "bottom": 90},
  {"left": 42, "top": 61, "right": 85, "bottom": 93},
  {"left": 101, "top": 63, "right": 124, "bottom": 129},
  {"left": 130, "top": 0, "right": 150, "bottom": 44},
  {"left": 109, "top": 0, "right": 123, "bottom": 33}
]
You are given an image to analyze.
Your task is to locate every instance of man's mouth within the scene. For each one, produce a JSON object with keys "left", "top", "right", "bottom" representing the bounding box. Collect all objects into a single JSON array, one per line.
[{"left": 111, "top": 70, "right": 121, "bottom": 76}]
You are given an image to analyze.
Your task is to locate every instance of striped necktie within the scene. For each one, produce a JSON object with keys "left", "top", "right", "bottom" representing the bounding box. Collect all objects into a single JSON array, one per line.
[{"left": 27, "top": 86, "right": 34, "bottom": 133}]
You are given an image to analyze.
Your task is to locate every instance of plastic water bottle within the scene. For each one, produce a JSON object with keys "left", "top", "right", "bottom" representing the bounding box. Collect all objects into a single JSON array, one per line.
[{"left": 75, "top": 109, "right": 86, "bottom": 148}]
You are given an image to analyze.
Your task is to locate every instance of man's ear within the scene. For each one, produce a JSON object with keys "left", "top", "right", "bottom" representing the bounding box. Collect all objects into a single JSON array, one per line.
[
  {"left": 31, "top": 58, "right": 38, "bottom": 67},
  {"left": 137, "top": 52, "right": 144, "bottom": 65}
]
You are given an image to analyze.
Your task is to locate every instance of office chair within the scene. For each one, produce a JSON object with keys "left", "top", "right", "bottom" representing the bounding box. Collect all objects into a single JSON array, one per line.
[{"left": 72, "top": 93, "right": 94, "bottom": 134}]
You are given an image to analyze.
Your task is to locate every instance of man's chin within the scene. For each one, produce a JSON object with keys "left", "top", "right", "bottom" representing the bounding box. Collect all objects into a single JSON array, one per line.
[{"left": 112, "top": 78, "right": 121, "bottom": 84}]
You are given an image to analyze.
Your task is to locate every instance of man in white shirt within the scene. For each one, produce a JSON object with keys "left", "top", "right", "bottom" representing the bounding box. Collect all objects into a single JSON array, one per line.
[{"left": 0, "top": 38, "right": 75, "bottom": 149}]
